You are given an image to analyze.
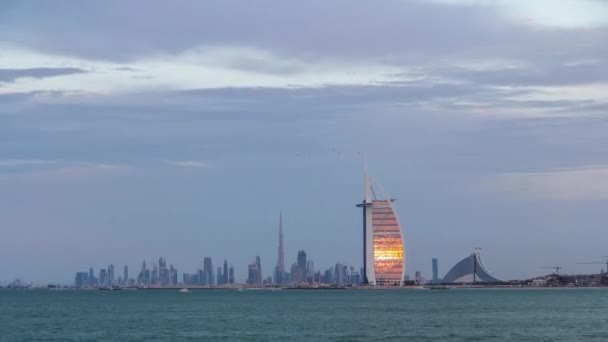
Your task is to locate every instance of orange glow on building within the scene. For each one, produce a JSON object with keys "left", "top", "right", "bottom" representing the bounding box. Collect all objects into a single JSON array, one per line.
[{"left": 372, "top": 200, "right": 404, "bottom": 285}]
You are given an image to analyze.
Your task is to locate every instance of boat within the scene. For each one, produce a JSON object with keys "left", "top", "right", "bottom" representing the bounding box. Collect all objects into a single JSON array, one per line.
[{"left": 179, "top": 288, "right": 191, "bottom": 293}]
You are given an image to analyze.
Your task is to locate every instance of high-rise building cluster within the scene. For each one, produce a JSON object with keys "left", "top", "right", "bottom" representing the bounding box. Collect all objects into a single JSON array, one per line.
[
  {"left": 73, "top": 210, "right": 363, "bottom": 288},
  {"left": 247, "top": 256, "right": 263, "bottom": 285},
  {"left": 74, "top": 264, "right": 135, "bottom": 288},
  {"left": 243, "top": 249, "right": 359, "bottom": 287},
  {"left": 74, "top": 256, "right": 235, "bottom": 288},
  {"left": 179, "top": 257, "right": 235, "bottom": 287},
  {"left": 266, "top": 213, "right": 360, "bottom": 287},
  {"left": 136, "top": 258, "right": 180, "bottom": 287},
  {"left": 72, "top": 201, "right": 396, "bottom": 289}
]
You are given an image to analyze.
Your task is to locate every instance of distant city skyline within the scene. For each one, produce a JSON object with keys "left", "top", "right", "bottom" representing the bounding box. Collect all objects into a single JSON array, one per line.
[{"left": 69, "top": 213, "right": 362, "bottom": 287}]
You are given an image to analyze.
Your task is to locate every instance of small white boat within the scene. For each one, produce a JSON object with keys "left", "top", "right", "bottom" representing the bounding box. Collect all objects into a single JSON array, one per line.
[{"left": 179, "top": 288, "right": 191, "bottom": 293}]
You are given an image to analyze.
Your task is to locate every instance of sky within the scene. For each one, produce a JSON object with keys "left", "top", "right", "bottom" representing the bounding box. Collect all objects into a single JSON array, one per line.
[{"left": 1, "top": 0, "right": 608, "bottom": 284}]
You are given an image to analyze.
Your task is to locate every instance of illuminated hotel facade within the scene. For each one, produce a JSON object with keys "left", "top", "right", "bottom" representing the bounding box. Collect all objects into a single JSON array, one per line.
[{"left": 356, "top": 170, "right": 405, "bottom": 286}]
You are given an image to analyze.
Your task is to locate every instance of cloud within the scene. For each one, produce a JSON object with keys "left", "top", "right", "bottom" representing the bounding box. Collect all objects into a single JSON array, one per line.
[
  {"left": 0, "top": 159, "right": 54, "bottom": 167},
  {"left": 444, "top": 60, "right": 608, "bottom": 87},
  {"left": 0, "top": 67, "right": 87, "bottom": 83},
  {"left": 426, "top": 0, "right": 608, "bottom": 28},
  {"left": 485, "top": 165, "right": 608, "bottom": 200},
  {"left": 0, "top": 1, "right": 606, "bottom": 121},
  {"left": 0, "top": 163, "right": 130, "bottom": 180},
  {"left": 166, "top": 160, "right": 210, "bottom": 168},
  {"left": 0, "top": 45, "right": 415, "bottom": 94},
  {"left": 0, "top": 0, "right": 506, "bottom": 61}
]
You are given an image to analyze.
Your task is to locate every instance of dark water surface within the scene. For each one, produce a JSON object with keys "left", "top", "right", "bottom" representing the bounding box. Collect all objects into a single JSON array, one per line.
[{"left": 2, "top": 288, "right": 608, "bottom": 341}]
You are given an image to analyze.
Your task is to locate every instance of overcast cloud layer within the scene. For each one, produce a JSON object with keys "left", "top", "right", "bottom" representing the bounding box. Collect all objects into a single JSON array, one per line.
[{"left": 1, "top": 0, "right": 607, "bottom": 284}]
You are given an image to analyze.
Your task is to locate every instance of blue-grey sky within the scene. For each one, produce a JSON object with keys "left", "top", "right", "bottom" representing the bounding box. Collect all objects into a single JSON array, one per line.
[{"left": 1, "top": 0, "right": 608, "bottom": 284}]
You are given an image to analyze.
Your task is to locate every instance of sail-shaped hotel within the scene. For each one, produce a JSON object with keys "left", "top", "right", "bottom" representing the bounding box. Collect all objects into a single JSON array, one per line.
[{"left": 356, "top": 170, "right": 405, "bottom": 286}]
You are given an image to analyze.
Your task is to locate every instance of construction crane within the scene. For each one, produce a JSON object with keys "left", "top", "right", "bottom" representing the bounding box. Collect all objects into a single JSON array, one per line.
[
  {"left": 577, "top": 257, "right": 608, "bottom": 274},
  {"left": 541, "top": 266, "right": 563, "bottom": 275}
]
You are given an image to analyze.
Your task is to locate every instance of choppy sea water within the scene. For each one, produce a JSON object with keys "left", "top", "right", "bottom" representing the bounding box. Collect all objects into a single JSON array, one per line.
[{"left": 2, "top": 288, "right": 608, "bottom": 341}]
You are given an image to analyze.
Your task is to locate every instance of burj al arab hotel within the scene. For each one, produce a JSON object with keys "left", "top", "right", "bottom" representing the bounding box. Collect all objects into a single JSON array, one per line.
[{"left": 356, "top": 169, "right": 405, "bottom": 286}]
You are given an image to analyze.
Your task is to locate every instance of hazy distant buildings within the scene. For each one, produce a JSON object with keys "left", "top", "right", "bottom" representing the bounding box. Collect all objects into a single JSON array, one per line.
[
  {"left": 223, "top": 260, "right": 229, "bottom": 285},
  {"left": 203, "top": 257, "right": 214, "bottom": 286},
  {"left": 74, "top": 272, "right": 89, "bottom": 287},
  {"left": 229, "top": 266, "right": 235, "bottom": 284},
  {"left": 292, "top": 250, "right": 307, "bottom": 284},
  {"left": 307, "top": 261, "right": 314, "bottom": 280},
  {"left": 137, "top": 260, "right": 145, "bottom": 285},
  {"left": 256, "top": 256, "right": 262, "bottom": 285},
  {"left": 432, "top": 258, "right": 439, "bottom": 284},
  {"left": 137, "top": 260, "right": 152, "bottom": 286},
  {"left": 334, "top": 263, "right": 345, "bottom": 286},
  {"left": 216, "top": 267, "right": 223, "bottom": 285},
  {"left": 169, "top": 265, "right": 177, "bottom": 285},
  {"left": 123, "top": 265, "right": 128, "bottom": 286},
  {"left": 108, "top": 264, "right": 114, "bottom": 286},
  {"left": 248, "top": 263, "right": 258, "bottom": 284},
  {"left": 151, "top": 262, "right": 159, "bottom": 285},
  {"left": 351, "top": 268, "right": 361, "bottom": 285},
  {"left": 357, "top": 169, "right": 405, "bottom": 286},
  {"left": 183, "top": 272, "right": 199, "bottom": 285},
  {"left": 247, "top": 256, "right": 262, "bottom": 285},
  {"left": 88, "top": 267, "right": 95, "bottom": 286},
  {"left": 99, "top": 269, "right": 107, "bottom": 286},
  {"left": 159, "top": 257, "right": 169, "bottom": 286}
]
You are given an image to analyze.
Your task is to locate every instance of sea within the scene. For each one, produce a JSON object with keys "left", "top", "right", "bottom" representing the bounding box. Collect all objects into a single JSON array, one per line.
[{"left": 2, "top": 288, "right": 608, "bottom": 341}]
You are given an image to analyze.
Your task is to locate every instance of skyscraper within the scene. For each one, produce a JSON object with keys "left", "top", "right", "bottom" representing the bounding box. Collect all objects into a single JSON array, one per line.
[
  {"left": 255, "top": 256, "right": 262, "bottom": 285},
  {"left": 122, "top": 265, "right": 128, "bottom": 285},
  {"left": 248, "top": 263, "right": 258, "bottom": 285},
  {"left": 203, "top": 257, "right": 214, "bottom": 286},
  {"left": 108, "top": 264, "right": 114, "bottom": 286},
  {"left": 123, "top": 265, "right": 128, "bottom": 286},
  {"left": 169, "top": 265, "right": 177, "bottom": 285},
  {"left": 275, "top": 212, "right": 285, "bottom": 285},
  {"left": 159, "top": 257, "right": 169, "bottom": 286},
  {"left": 356, "top": 166, "right": 405, "bottom": 286},
  {"left": 151, "top": 262, "right": 159, "bottom": 285},
  {"left": 228, "top": 266, "right": 235, "bottom": 284},
  {"left": 198, "top": 269, "right": 204, "bottom": 286},
  {"left": 294, "top": 250, "right": 307, "bottom": 283},
  {"left": 248, "top": 256, "right": 262, "bottom": 285},
  {"left": 223, "top": 260, "right": 228, "bottom": 285},
  {"left": 99, "top": 269, "right": 107, "bottom": 286},
  {"left": 334, "top": 263, "right": 344, "bottom": 286},
  {"left": 432, "top": 258, "right": 439, "bottom": 284},
  {"left": 306, "top": 260, "right": 314, "bottom": 282},
  {"left": 215, "top": 266, "right": 224, "bottom": 285},
  {"left": 74, "top": 272, "right": 89, "bottom": 287},
  {"left": 137, "top": 260, "right": 147, "bottom": 285},
  {"left": 89, "top": 267, "right": 95, "bottom": 286}
]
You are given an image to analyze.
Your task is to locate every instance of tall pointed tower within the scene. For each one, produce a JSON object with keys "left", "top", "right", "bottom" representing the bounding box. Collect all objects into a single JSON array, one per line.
[{"left": 276, "top": 212, "right": 285, "bottom": 284}]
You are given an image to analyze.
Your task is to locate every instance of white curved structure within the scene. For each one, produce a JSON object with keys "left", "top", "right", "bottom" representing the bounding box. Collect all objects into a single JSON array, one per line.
[
  {"left": 357, "top": 169, "right": 405, "bottom": 286},
  {"left": 442, "top": 252, "right": 504, "bottom": 283}
]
